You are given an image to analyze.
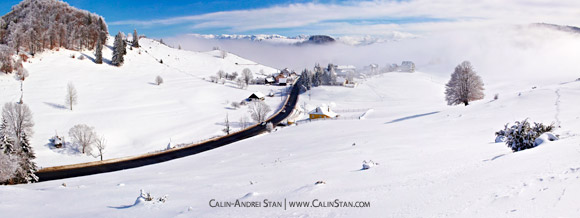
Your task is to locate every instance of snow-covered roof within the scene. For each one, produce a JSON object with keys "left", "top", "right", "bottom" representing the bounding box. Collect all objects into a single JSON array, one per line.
[
  {"left": 278, "top": 78, "right": 287, "bottom": 83},
  {"left": 265, "top": 77, "right": 275, "bottom": 82},
  {"left": 309, "top": 106, "right": 338, "bottom": 117},
  {"left": 249, "top": 91, "right": 266, "bottom": 99}
]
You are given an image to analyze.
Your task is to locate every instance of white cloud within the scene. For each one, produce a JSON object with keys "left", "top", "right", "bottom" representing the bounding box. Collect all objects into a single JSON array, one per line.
[{"left": 110, "top": 0, "right": 580, "bottom": 36}]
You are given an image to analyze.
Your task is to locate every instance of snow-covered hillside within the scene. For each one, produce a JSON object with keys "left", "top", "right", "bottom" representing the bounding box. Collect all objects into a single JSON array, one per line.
[
  {"left": 0, "top": 37, "right": 288, "bottom": 167},
  {"left": 1, "top": 64, "right": 579, "bottom": 217}
]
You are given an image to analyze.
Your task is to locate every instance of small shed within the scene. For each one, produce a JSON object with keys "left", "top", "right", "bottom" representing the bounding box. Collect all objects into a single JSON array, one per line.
[
  {"left": 248, "top": 91, "right": 266, "bottom": 101},
  {"left": 309, "top": 106, "right": 338, "bottom": 119},
  {"left": 265, "top": 77, "right": 275, "bottom": 85}
]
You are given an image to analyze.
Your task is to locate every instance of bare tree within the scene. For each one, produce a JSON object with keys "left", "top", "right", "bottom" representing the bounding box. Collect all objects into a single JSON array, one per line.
[
  {"left": 68, "top": 124, "right": 96, "bottom": 154},
  {"left": 216, "top": 70, "right": 226, "bottom": 80},
  {"left": 236, "top": 78, "right": 247, "bottom": 89},
  {"left": 65, "top": 82, "right": 78, "bottom": 110},
  {"left": 445, "top": 61, "right": 485, "bottom": 106},
  {"left": 155, "top": 75, "right": 164, "bottom": 85},
  {"left": 2, "top": 102, "right": 34, "bottom": 148},
  {"left": 220, "top": 49, "right": 227, "bottom": 59},
  {"left": 223, "top": 114, "right": 230, "bottom": 135},
  {"left": 93, "top": 136, "right": 106, "bottom": 161},
  {"left": 248, "top": 101, "right": 271, "bottom": 123},
  {"left": 239, "top": 115, "right": 249, "bottom": 129},
  {"left": 242, "top": 68, "right": 253, "bottom": 86}
]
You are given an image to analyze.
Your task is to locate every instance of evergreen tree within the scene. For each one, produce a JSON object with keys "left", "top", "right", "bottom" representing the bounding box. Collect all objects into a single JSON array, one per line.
[
  {"left": 14, "top": 131, "right": 37, "bottom": 183},
  {"left": 132, "top": 29, "right": 139, "bottom": 48},
  {"left": 112, "top": 32, "right": 125, "bottom": 66},
  {"left": 0, "top": 118, "right": 14, "bottom": 154},
  {"left": 313, "top": 70, "right": 322, "bottom": 87},
  {"left": 299, "top": 69, "right": 312, "bottom": 91},
  {"left": 95, "top": 36, "right": 103, "bottom": 64}
]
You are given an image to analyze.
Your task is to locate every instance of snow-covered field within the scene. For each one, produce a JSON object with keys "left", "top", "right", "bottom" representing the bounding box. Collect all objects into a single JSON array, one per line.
[
  {"left": 1, "top": 60, "right": 579, "bottom": 217},
  {"left": 0, "top": 38, "right": 287, "bottom": 167}
]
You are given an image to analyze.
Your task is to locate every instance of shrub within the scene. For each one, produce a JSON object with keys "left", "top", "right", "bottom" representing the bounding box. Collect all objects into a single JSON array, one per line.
[
  {"left": 496, "top": 119, "right": 554, "bottom": 152},
  {"left": 155, "top": 75, "right": 163, "bottom": 85}
]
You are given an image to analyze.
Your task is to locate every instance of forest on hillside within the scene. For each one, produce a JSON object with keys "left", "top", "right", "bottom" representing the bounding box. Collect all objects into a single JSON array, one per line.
[{"left": 0, "top": 0, "right": 108, "bottom": 57}]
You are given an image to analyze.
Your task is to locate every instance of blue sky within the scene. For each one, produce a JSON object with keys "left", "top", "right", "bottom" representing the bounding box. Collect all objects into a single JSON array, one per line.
[{"left": 1, "top": 0, "right": 579, "bottom": 39}]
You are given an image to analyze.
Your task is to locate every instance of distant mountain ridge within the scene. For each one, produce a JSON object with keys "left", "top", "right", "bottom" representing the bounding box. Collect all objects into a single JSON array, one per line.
[
  {"left": 187, "top": 32, "right": 417, "bottom": 46},
  {"left": 531, "top": 23, "right": 580, "bottom": 34}
]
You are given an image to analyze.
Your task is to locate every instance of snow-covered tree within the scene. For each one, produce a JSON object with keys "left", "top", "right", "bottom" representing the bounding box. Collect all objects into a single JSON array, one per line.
[
  {"left": 111, "top": 32, "right": 125, "bottom": 66},
  {"left": 93, "top": 136, "right": 106, "bottom": 161},
  {"left": 312, "top": 70, "right": 322, "bottom": 87},
  {"left": 0, "top": 45, "right": 14, "bottom": 73},
  {"left": 0, "top": 150, "right": 19, "bottom": 184},
  {"left": 223, "top": 114, "right": 231, "bottom": 135},
  {"left": 14, "top": 131, "right": 37, "bottom": 183},
  {"left": 299, "top": 69, "right": 312, "bottom": 91},
  {"left": 68, "top": 124, "right": 96, "bottom": 154},
  {"left": 132, "top": 29, "right": 139, "bottom": 48},
  {"left": 242, "top": 68, "right": 253, "bottom": 86},
  {"left": 239, "top": 115, "right": 249, "bottom": 129},
  {"left": 323, "top": 63, "right": 337, "bottom": 85},
  {"left": 216, "top": 70, "right": 226, "bottom": 80},
  {"left": 155, "top": 75, "right": 164, "bottom": 85},
  {"left": 2, "top": 102, "right": 34, "bottom": 150},
  {"left": 65, "top": 82, "right": 78, "bottom": 110},
  {"left": 14, "top": 65, "right": 29, "bottom": 81},
  {"left": 445, "top": 61, "right": 485, "bottom": 106},
  {"left": 220, "top": 49, "right": 227, "bottom": 59},
  {"left": 248, "top": 101, "right": 271, "bottom": 123},
  {"left": 1, "top": 102, "right": 37, "bottom": 184},
  {"left": 0, "top": 118, "right": 15, "bottom": 154},
  {"left": 95, "top": 36, "right": 103, "bottom": 64},
  {"left": 236, "top": 78, "right": 247, "bottom": 89}
]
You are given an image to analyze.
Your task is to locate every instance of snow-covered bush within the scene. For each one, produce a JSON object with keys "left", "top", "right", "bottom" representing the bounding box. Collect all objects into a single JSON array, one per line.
[
  {"left": 266, "top": 122, "right": 274, "bottom": 132},
  {"left": 362, "top": 160, "right": 376, "bottom": 170},
  {"left": 155, "top": 75, "right": 164, "bottom": 85},
  {"left": 136, "top": 189, "right": 168, "bottom": 205},
  {"left": 231, "top": 101, "right": 241, "bottom": 109},
  {"left": 496, "top": 119, "right": 554, "bottom": 152}
]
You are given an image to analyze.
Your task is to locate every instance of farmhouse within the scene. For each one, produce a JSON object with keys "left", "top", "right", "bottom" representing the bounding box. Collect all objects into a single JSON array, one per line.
[
  {"left": 248, "top": 91, "right": 266, "bottom": 101},
  {"left": 309, "top": 106, "right": 338, "bottom": 119},
  {"left": 275, "top": 73, "right": 287, "bottom": 86}
]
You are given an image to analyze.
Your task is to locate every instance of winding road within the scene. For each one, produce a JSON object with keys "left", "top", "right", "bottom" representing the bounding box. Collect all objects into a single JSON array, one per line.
[{"left": 36, "top": 83, "right": 300, "bottom": 182}]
